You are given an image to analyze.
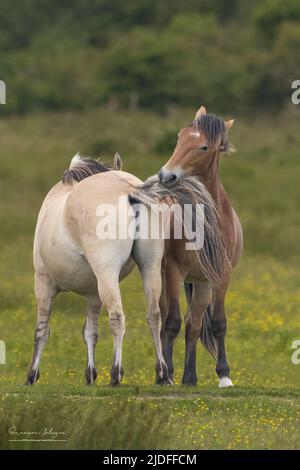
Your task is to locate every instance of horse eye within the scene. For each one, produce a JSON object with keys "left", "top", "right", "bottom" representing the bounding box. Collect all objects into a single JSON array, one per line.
[{"left": 199, "top": 145, "right": 208, "bottom": 152}]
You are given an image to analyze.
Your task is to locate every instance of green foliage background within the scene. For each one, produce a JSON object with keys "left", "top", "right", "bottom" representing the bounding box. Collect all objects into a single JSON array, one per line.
[{"left": 1, "top": 0, "right": 300, "bottom": 115}]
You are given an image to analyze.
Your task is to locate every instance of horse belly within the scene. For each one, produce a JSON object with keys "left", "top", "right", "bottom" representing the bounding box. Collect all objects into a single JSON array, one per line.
[{"left": 53, "top": 255, "right": 96, "bottom": 293}]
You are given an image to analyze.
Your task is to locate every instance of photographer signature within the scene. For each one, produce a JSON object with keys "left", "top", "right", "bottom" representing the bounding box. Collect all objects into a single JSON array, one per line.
[{"left": 8, "top": 426, "right": 67, "bottom": 442}]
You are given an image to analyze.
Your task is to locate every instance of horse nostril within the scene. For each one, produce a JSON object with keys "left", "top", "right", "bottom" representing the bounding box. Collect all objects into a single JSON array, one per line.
[
  {"left": 166, "top": 174, "right": 178, "bottom": 187},
  {"left": 158, "top": 169, "right": 178, "bottom": 187}
]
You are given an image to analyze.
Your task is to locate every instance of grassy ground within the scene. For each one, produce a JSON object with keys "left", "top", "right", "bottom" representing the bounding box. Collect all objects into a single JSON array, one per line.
[{"left": 0, "top": 107, "right": 299, "bottom": 449}]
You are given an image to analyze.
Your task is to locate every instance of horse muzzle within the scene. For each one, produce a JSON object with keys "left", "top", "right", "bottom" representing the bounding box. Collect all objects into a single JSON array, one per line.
[{"left": 158, "top": 168, "right": 178, "bottom": 188}]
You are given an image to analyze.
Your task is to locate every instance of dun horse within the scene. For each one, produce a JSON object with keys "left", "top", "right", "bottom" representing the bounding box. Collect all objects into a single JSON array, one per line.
[
  {"left": 26, "top": 153, "right": 169, "bottom": 386},
  {"left": 134, "top": 107, "right": 243, "bottom": 387}
]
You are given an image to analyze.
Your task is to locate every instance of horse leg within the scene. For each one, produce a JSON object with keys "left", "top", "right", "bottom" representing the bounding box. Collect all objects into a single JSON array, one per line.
[
  {"left": 97, "top": 272, "right": 125, "bottom": 386},
  {"left": 83, "top": 293, "right": 102, "bottom": 384},
  {"left": 160, "top": 260, "right": 183, "bottom": 383},
  {"left": 26, "top": 272, "right": 57, "bottom": 385},
  {"left": 211, "top": 290, "right": 233, "bottom": 388},
  {"left": 133, "top": 238, "right": 170, "bottom": 385},
  {"left": 182, "top": 281, "right": 212, "bottom": 386}
]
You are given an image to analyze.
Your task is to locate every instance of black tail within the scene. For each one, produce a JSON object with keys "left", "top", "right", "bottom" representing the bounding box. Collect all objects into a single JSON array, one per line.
[{"left": 184, "top": 282, "right": 217, "bottom": 360}]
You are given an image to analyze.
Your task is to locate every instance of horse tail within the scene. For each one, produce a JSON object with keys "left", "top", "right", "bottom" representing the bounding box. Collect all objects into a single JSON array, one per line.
[{"left": 184, "top": 282, "right": 217, "bottom": 360}]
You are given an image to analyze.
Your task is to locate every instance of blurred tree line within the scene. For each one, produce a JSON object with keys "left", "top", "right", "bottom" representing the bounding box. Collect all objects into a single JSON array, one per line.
[{"left": 0, "top": 0, "right": 299, "bottom": 115}]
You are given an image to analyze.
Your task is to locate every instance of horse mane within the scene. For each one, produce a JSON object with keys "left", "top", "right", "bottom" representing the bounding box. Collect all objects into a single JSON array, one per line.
[
  {"left": 193, "top": 114, "right": 234, "bottom": 153},
  {"left": 62, "top": 153, "right": 122, "bottom": 184},
  {"left": 130, "top": 175, "right": 230, "bottom": 287}
]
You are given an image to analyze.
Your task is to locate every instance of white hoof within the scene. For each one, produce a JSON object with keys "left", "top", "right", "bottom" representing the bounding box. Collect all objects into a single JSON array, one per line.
[{"left": 219, "top": 377, "right": 233, "bottom": 388}]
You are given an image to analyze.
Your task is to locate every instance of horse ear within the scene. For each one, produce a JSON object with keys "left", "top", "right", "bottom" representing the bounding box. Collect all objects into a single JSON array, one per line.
[
  {"left": 225, "top": 119, "right": 234, "bottom": 130},
  {"left": 195, "top": 105, "right": 206, "bottom": 120},
  {"left": 113, "top": 152, "right": 122, "bottom": 170}
]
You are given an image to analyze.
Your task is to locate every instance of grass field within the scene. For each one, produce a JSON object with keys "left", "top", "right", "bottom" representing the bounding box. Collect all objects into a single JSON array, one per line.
[{"left": 0, "top": 107, "right": 299, "bottom": 449}]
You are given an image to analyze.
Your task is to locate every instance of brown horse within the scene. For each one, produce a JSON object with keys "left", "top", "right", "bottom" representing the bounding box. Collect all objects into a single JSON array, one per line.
[{"left": 151, "top": 106, "right": 243, "bottom": 387}]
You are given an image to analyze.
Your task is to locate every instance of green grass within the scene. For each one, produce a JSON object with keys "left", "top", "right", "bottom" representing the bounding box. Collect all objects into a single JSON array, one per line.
[
  {"left": 0, "top": 107, "right": 300, "bottom": 449},
  {"left": 1, "top": 388, "right": 299, "bottom": 450}
]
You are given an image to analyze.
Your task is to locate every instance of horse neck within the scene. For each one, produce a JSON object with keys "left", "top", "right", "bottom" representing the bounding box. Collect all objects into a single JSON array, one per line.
[{"left": 200, "top": 151, "right": 222, "bottom": 205}]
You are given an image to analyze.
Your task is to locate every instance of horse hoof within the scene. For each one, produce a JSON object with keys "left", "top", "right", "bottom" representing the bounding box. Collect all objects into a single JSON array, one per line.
[
  {"left": 25, "top": 369, "right": 40, "bottom": 386},
  {"left": 219, "top": 377, "right": 233, "bottom": 388},
  {"left": 110, "top": 379, "right": 121, "bottom": 387},
  {"left": 182, "top": 380, "right": 197, "bottom": 387},
  {"left": 182, "top": 376, "right": 197, "bottom": 386},
  {"left": 156, "top": 376, "right": 174, "bottom": 386},
  {"left": 155, "top": 362, "right": 172, "bottom": 385},
  {"left": 110, "top": 366, "right": 124, "bottom": 386},
  {"left": 85, "top": 367, "right": 97, "bottom": 385}
]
